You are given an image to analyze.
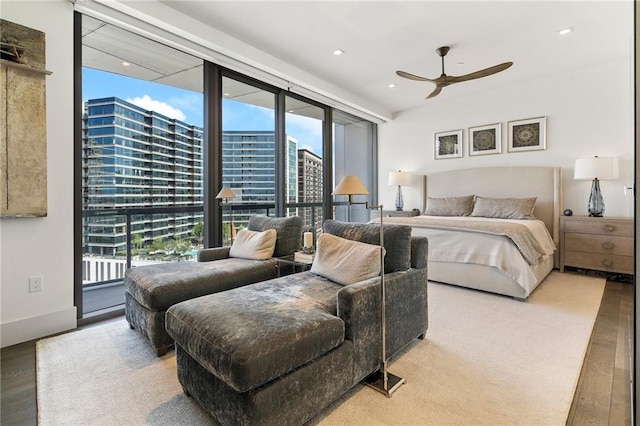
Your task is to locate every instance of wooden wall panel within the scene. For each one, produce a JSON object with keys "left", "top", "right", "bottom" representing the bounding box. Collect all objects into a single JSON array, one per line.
[{"left": 0, "top": 19, "right": 49, "bottom": 217}]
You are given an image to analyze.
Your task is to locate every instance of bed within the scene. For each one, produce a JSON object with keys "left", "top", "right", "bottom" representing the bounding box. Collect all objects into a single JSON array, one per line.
[{"left": 376, "top": 167, "right": 561, "bottom": 300}]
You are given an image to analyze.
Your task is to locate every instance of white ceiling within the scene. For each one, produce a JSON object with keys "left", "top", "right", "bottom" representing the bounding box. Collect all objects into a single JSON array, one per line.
[{"left": 83, "top": 1, "right": 633, "bottom": 117}]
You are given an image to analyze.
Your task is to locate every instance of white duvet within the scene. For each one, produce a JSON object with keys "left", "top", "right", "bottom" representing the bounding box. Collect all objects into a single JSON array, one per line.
[{"left": 388, "top": 216, "right": 556, "bottom": 294}]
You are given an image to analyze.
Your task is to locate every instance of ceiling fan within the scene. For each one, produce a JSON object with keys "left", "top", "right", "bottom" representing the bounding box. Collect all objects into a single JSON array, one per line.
[{"left": 396, "top": 46, "right": 513, "bottom": 99}]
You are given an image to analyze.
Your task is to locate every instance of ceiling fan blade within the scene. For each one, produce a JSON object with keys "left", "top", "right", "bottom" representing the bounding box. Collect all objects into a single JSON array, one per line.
[
  {"left": 396, "top": 70, "right": 436, "bottom": 82},
  {"left": 447, "top": 62, "right": 513, "bottom": 83},
  {"left": 426, "top": 86, "right": 442, "bottom": 99}
]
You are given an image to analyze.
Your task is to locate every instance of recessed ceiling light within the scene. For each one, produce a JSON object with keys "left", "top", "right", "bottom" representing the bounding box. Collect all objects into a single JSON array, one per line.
[
  {"left": 558, "top": 27, "right": 573, "bottom": 36},
  {"left": 388, "top": 83, "right": 396, "bottom": 88},
  {"left": 333, "top": 49, "right": 345, "bottom": 56},
  {"left": 223, "top": 93, "right": 230, "bottom": 97},
  {"left": 457, "top": 61, "right": 464, "bottom": 65},
  {"left": 122, "top": 61, "right": 130, "bottom": 67}
]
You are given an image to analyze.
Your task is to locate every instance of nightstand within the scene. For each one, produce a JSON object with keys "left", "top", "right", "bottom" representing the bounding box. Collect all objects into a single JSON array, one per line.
[
  {"left": 370, "top": 209, "right": 420, "bottom": 220},
  {"left": 559, "top": 216, "right": 633, "bottom": 275}
]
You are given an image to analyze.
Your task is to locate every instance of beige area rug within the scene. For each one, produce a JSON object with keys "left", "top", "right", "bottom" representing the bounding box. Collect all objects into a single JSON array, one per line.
[{"left": 37, "top": 271, "right": 605, "bottom": 426}]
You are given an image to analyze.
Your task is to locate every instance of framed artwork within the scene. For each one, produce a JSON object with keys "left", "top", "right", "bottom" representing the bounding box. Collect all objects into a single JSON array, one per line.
[
  {"left": 468, "top": 123, "right": 501, "bottom": 156},
  {"left": 434, "top": 129, "right": 463, "bottom": 159},
  {"left": 507, "top": 116, "right": 546, "bottom": 152}
]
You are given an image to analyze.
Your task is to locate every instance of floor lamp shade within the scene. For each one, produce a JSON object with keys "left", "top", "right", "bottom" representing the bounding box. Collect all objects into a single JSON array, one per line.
[
  {"left": 333, "top": 176, "right": 370, "bottom": 196},
  {"left": 215, "top": 188, "right": 237, "bottom": 199},
  {"left": 574, "top": 157, "right": 619, "bottom": 217},
  {"left": 388, "top": 171, "right": 412, "bottom": 211}
]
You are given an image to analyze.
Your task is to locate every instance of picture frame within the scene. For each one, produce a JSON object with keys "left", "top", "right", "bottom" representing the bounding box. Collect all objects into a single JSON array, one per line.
[
  {"left": 507, "top": 116, "right": 546, "bottom": 152},
  {"left": 434, "top": 129, "right": 463, "bottom": 159},
  {"left": 468, "top": 123, "right": 501, "bottom": 156}
]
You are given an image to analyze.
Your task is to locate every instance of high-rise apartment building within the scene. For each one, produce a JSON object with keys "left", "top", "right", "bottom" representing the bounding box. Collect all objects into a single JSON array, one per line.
[
  {"left": 83, "top": 101, "right": 316, "bottom": 256},
  {"left": 82, "top": 97, "right": 203, "bottom": 255},
  {"left": 222, "top": 131, "right": 298, "bottom": 227},
  {"left": 297, "top": 149, "right": 323, "bottom": 231}
]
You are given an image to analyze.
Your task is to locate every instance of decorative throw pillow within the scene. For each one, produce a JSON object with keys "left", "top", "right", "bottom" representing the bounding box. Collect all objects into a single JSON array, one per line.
[
  {"left": 470, "top": 196, "right": 537, "bottom": 220},
  {"left": 322, "top": 220, "right": 411, "bottom": 272},
  {"left": 247, "top": 215, "right": 303, "bottom": 257},
  {"left": 229, "top": 229, "right": 277, "bottom": 260},
  {"left": 424, "top": 195, "right": 475, "bottom": 216},
  {"left": 310, "top": 233, "right": 385, "bottom": 286}
]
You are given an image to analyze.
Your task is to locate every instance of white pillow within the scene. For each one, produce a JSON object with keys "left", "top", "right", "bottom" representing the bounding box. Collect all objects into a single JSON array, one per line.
[
  {"left": 310, "top": 233, "right": 385, "bottom": 285},
  {"left": 229, "top": 229, "right": 277, "bottom": 260}
]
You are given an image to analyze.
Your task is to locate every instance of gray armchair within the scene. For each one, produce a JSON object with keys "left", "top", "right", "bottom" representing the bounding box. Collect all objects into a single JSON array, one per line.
[
  {"left": 124, "top": 215, "right": 303, "bottom": 355},
  {"left": 166, "top": 220, "right": 429, "bottom": 425}
]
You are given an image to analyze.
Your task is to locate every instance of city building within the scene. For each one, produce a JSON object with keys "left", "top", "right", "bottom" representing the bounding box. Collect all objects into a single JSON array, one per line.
[
  {"left": 82, "top": 97, "right": 204, "bottom": 256},
  {"left": 297, "top": 149, "right": 323, "bottom": 231}
]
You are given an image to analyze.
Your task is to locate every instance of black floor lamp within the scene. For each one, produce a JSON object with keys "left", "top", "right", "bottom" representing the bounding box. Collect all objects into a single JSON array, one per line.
[
  {"left": 216, "top": 188, "right": 236, "bottom": 245},
  {"left": 333, "top": 175, "right": 405, "bottom": 397}
]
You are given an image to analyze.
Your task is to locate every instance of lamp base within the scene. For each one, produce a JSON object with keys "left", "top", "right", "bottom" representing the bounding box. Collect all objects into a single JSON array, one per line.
[
  {"left": 587, "top": 178, "right": 605, "bottom": 217},
  {"left": 395, "top": 186, "right": 404, "bottom": 212},
  {"left": 363, "top": 370, "right": 405, "bottom": 397}
]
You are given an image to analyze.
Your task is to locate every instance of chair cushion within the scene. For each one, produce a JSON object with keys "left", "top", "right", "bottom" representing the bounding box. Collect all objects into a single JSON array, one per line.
[
  {"left": 124, "top": 258, "right": 277, "bottom": 310},
  {"left": 229, "top": 229, "right": 277, "bottom": 260},
  {"left": 323, "top": 219, "right": 412, "bottom": 272},
  {"left": 166, "top": 272, "right": 344, "bottom": 393},
  {"left": 310, "top": 233, "right": 383, "bottom": 285},
  {"left": 248, "top": 215, "right": 303, "bottom": 257}
]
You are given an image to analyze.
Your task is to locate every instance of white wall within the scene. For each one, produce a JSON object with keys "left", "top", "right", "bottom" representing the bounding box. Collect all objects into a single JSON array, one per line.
[
  {"left": 1, "top": 0, "right": 77, "bottom": 347},
  {"left": 378, "top": 58, "right": 634, "bottom": 218}
]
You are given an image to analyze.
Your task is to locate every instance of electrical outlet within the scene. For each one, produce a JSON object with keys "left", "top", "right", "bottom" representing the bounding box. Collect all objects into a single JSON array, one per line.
[{"left": 29, "top": 276, "right": 43, "bottom": 293}]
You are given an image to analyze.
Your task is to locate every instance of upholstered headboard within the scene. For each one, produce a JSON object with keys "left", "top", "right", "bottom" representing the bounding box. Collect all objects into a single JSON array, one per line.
[{"left": 423, "top": 167, "right": 562, "bottom": 245}]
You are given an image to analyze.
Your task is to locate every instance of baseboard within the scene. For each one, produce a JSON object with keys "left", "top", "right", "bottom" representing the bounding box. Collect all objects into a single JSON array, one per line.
[{"left": 1, "top": 307, "right": 77, "bottom": 348}]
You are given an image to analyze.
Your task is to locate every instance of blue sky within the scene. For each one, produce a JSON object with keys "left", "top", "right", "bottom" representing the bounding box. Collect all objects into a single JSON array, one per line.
[{"left": 83, "top": 68, "right": 323, "bottom": 155}]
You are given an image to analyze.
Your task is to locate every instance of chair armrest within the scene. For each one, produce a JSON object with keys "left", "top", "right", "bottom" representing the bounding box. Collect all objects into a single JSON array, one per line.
[
  {"left": 336, "top": 268, "right": 428, "bottom": 381},
  {"left": 410, "top": 236, "right": 428, "bottom": 269},
  {"left": 197, "top": 247, "right": 231, "bottom": 262}
]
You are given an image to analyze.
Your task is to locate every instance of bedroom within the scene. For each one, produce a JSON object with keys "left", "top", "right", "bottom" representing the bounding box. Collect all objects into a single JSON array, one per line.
[{"left": 0, "top": 0, "right": 636, "bottom": 424}]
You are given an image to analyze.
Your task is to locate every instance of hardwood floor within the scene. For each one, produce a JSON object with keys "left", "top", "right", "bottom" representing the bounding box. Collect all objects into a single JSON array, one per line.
[
  {"left": 567, "top": 279, "right": 634, "bottom": 425},
  {"left": 1, "top": 279, "right": 633, "bottom": 426}
]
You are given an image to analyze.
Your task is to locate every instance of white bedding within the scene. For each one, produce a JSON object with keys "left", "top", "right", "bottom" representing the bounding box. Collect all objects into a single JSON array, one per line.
[{"left": 382, "top": 215, "right": 556, "bottom": 297}]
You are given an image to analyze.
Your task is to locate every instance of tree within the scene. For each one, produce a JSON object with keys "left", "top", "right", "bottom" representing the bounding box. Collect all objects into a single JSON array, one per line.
[
  {"left": 191, "top": 221, "right": 204, "bottom": 243},
  {"left": 132, "top": 233, "right": 142, "bottom": 251}
]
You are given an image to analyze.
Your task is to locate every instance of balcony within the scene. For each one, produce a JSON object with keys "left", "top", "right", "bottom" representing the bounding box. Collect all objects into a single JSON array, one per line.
[{"left": 82, "top": 201, "right": 324, "bottom": 316}]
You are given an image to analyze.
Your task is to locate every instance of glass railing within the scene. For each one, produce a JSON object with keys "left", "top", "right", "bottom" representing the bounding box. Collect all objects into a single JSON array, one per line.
[
  {"left": 82, "top": 202, "right": 325, "bottom": 284},
  {"left": 81, "top": 202, "right": 324, "bottom": 315}
]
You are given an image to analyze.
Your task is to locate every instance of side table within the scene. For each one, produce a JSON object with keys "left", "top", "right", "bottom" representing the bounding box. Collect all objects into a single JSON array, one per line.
[{"left": 275, "top": 255, "right": 313, "bottom": 277}]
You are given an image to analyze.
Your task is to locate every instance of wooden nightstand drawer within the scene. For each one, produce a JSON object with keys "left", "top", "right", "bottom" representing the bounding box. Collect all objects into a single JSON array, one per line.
[
  {"left": 560, "top": 215, "right": 634, "bottom": 275},
  {"left": 563, "top": 219, "right": 633, "bottom": 236},
  {"left": 564, "top": 233, "right": 633, "bottom": 257},
  {"left": 564, "top": 251, "right": 633, "bottom": 275}
]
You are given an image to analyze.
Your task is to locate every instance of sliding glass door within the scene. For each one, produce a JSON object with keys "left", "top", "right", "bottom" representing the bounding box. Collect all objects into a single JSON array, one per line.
[
  {"left": 79, "top": 14, "right": 203, "bottom": 317},
  {"left": 76, "top": 14, "right": 378, "bottom": 319},
  {"left": 284, "top": 95, "right": 325, "bottom": 233},
  {"left": 333, "top": 110, "right": 377, "bottom": 223},
  {"left": 220, "top": 76, "right": 276, "bottom": 244}
]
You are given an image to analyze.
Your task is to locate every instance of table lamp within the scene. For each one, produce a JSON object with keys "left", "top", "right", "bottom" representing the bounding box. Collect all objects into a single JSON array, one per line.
[
  {"left": 574, "top": 156, "right": 619, "bottom": 217},
  {"left": 388, "top": 170, "right": 412, "bottom": 211}
]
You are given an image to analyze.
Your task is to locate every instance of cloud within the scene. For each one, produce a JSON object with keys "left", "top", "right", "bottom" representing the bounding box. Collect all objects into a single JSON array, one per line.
[{"left": 126, "top": 95, "right": 186, "bottom": 121}]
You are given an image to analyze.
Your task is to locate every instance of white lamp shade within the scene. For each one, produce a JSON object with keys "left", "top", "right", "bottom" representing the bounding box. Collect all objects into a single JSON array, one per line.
[
  {"left": 333, "top": 176, "right": 370, "bottom": 195},
  {"left": 215, "top": 187, "right": 237, "bottom": 199},
  {"left": 574, "top": 157, "right": 619, "bottom": 180},
  {"left": 388, "top": 171, "right": 412, "bottom": 186}
]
